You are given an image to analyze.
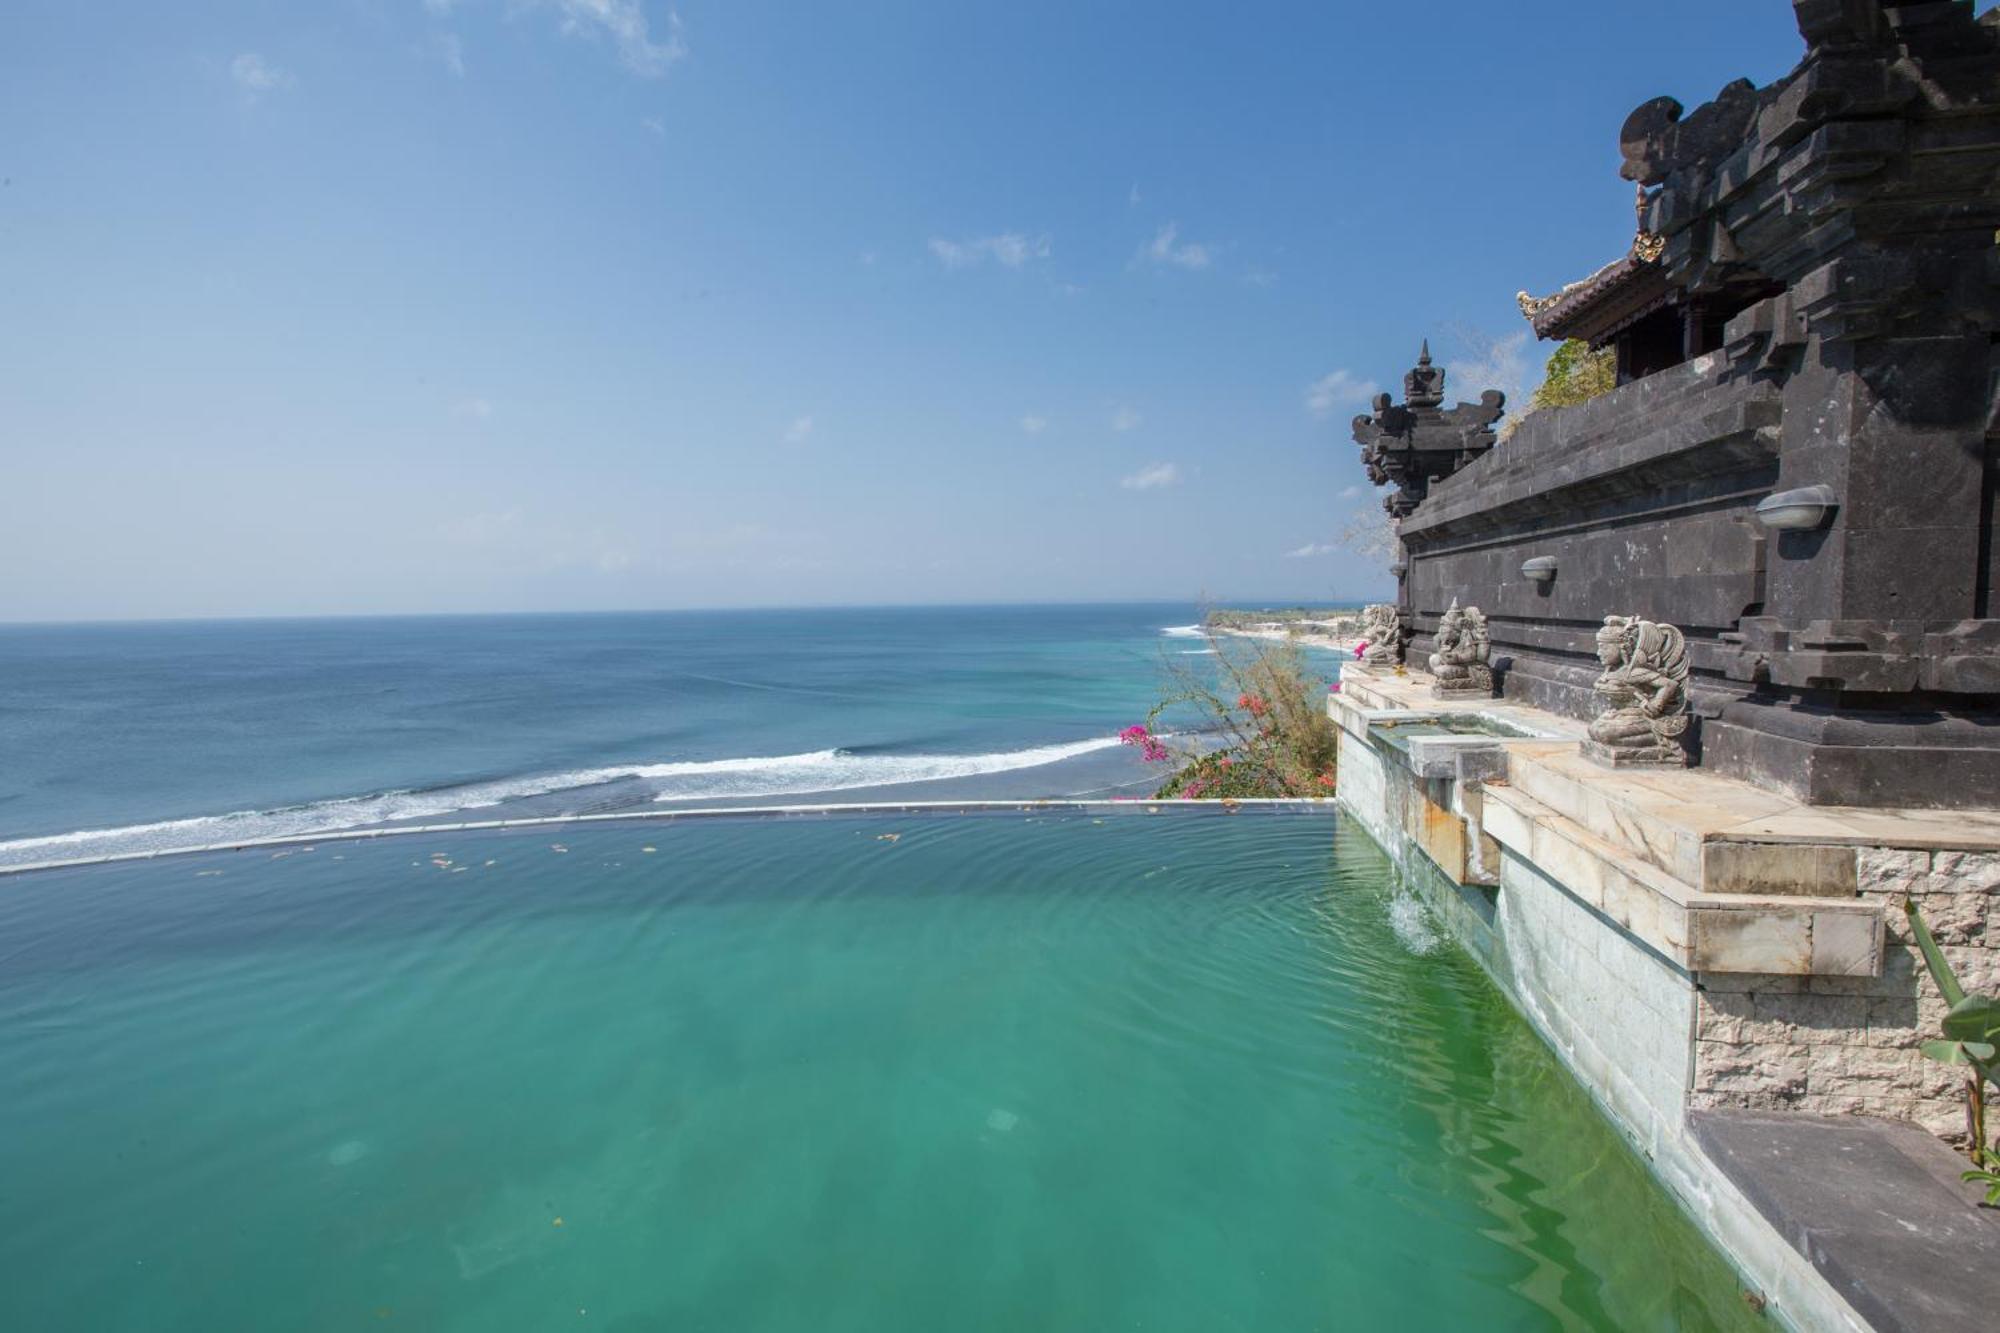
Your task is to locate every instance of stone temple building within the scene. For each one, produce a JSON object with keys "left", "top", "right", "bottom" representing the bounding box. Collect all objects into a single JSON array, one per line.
[
  {"left": 1334, "top": 7, "right": 2000, "bottom": 1327},
  {"left": 1352, "top": 0, "right": 2000, "bottom": 810}
]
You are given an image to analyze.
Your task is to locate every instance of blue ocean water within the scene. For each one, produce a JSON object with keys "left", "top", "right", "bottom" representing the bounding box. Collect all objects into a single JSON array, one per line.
[{"left": 0, "top": 604, "right": 1309, "bottom": 866}]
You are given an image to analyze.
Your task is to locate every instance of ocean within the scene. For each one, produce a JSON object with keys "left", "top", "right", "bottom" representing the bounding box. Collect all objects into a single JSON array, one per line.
[{"left": 0, "top": 604, "right": 1277, "bottom": 868}]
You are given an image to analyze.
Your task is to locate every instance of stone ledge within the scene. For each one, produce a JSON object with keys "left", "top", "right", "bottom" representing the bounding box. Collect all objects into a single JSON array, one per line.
[
  {"left": 1483, "top": 784, "right": 1884, "bottom": 976},
  {"left": 1690, "top": 1110, "right": 2000, "bottom": 1333}
]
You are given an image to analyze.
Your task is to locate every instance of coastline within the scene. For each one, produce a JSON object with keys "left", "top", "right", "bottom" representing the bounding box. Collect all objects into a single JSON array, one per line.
[{"left": 1209, "top": 624, "right": 1361, "bottom": 655}]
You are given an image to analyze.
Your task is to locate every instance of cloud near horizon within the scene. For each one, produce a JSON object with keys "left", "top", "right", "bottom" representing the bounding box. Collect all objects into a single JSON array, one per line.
[
  {"left": 928, "top": 232, "right": 1051, "bottom": 270},
  {"left": 1119, "top": 461, "right": 1180, "bottom": 490}
]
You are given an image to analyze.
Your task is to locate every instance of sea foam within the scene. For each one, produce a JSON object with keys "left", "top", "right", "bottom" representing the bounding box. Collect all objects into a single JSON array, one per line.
[{"left": 0, "top": 737, "right": 1126, "bottom": 868}]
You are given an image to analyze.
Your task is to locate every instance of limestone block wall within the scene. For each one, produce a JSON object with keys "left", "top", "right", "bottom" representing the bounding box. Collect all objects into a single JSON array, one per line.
[
  {"left": 1691, "top": 849, "right": 2000, "bottom": 1141},
  {"left": 1494, "top": 852, "right": 1698, "bottom": 1159}
]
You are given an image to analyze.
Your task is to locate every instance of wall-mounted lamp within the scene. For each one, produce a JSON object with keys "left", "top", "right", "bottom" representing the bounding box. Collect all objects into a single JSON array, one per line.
[
  {"left": 1520, "top": 556, "right": 1558, "bottom": 585},
  {"left": 1754, "top": 484, "right": 1838, "bottom": 531}
]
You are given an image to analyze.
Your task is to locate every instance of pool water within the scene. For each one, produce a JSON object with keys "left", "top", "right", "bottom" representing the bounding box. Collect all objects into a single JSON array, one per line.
[{"left": 0, "top": 813, "right": 1761, "bottom": 1331}]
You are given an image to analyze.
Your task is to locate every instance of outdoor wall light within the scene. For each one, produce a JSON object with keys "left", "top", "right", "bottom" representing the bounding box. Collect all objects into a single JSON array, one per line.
[
  {"left": 1521, "top": 556, "right": 1558, "bottom": 584},
  {"left": 1754, "top": 484, "right": 1838, "bottom": 531}
]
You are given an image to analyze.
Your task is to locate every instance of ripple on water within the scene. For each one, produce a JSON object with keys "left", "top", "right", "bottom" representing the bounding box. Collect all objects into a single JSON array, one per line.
[{"left": 0, "top": 813, "right": 1763, "bottom": 1333}]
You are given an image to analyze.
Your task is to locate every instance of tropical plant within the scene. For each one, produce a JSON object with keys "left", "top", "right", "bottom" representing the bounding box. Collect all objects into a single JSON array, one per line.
[
  {"left": 1528, "top": 338, "right": 1616, "bottom": 413},
  {"left": 1906, "top": 900, "right": 2000, "bottom": 1204},
  {"left": 1123, "top": 639, "right": 1339, "bottom": 799}
]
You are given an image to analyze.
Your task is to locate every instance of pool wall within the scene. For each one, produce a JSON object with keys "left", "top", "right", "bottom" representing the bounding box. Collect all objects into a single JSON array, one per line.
[{"left": 1332, "top": 675, "right": 1875, "bottom": 1333}]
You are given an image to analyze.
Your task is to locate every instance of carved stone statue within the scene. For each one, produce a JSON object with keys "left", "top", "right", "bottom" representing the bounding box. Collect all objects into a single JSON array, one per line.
[
  {"left": 1358, "top": 604, "right": 1402, "bottom": 670},
  {"left": 1583, "top": 615, "right": 1691, "bottom": 766},
  {"left": 1428, "top": 600, "right": 1493, "bottom": 698}
]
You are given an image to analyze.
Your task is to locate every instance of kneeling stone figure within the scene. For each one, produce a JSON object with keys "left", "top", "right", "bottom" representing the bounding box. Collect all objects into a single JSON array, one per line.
[{"left": 1583, "top": 615, "right": 1690, "bottom": 767}]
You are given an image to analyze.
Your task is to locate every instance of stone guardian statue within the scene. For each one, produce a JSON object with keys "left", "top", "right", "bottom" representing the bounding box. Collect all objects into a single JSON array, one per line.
[
  {"left": 1358, "top": 604, "right": 1402, "bottom": 670},
  {"left": 1428, "top": 600, "right": 1494, "bottom": 698},
  {"left": 1583, "top": 615, "right": 1691, "bottom": 766}
]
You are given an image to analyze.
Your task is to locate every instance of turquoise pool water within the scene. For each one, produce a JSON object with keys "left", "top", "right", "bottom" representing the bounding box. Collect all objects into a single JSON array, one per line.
[{"left": 0, "top": 813, "right": 1760, "bottom": 1331}]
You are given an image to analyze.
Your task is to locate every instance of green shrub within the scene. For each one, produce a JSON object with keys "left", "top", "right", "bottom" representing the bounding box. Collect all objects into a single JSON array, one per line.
[
  {"left": 1528, "top": 339, "right": 1616, "bottom": 413},
  {"left": 1123, "top": 640, "right": 1340, "bottom": 799}
]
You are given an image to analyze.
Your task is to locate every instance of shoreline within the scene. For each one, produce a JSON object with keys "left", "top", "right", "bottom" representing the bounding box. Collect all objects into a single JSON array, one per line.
[{"left": 1208, "top": 625, "right": 1361, "bottom": 655}]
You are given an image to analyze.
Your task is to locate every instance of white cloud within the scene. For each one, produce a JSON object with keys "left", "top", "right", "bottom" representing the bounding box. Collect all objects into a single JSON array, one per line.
[
  {"left": 1241, "top": 268, "right": 1277, "bottom": 288},
  {"left": 453, "top": 397, "right": 493, "bottom": 420},
  {"left": 1285, "top": 542, "right": 1338, "bottom": 558},
  {"left": 1110, "top": 406, "right": 1142, "bottom": 433},
  {"left": 1141, "top": 222, "right": 1210, "bottom": 270},
  {"left": 927, "top": 232, "right": 1051, "bottom": 270},
  {"left": 1305, "top": 368, "right": 1379, "bottom": 418},
  {"left": 542, "top": 1, "right": 686, "bottom": 76},
  {"left": 1338, "top": 484, "right": 1362, "bottom": 500},
  {"left": 641, "top": 115, "right": 665, "bottom": 137},
  {"left": 1020, "top": 414, "right": 1048, "bottom": 434},
  {"left": 230, "top": 53, "right": 294, "bottom": 98},
  {"left": 784, "top": 415, "right": 814, "bottom": 443},
  {"left": 437, "top": 33, "right": 466, "bottom": 77},
  {"left": 1119, "top": 461, "right": 1180, "bottom": 490},
  {"left": 1128, "top": 182, "right": 1142, "bottom": 207}
]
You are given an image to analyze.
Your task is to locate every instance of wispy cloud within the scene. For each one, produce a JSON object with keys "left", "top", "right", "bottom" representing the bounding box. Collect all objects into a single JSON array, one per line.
[
  {"left": 1110, "top": 406, "right": 1142, "bottom": 433},
  {"left": 1120, "top": 461, "right": 1180, "bottom": 490},
  {"left": 1285, "top": 542, "right": 1339, "bottom": 558},
  {"left": 453, "top": 397, "right": 494, "bottom": 420},
  {"left": 541, "top": 1, "right": 686, "bottom": 76},
  {"left": 1305, "top": 368, "right": 1379, "bottom": 418},
  {"left": 641, "top": 115, "right": 666, "bottom": 137},
  {"left": 1020, "top": 414, "right": 1048, "bottom": 434},
  {"left": 1128, "top": 182, "right": 1143, "bottom": 207},
  {"left": 784, "top": 415, "right": 814, "bottom": 444},
  {"left": 1140, "top": 222, "right": 1210, "bottom": 270},
  {"left": 1338, "top": 484, "right": 1361, "bottom": 500},
  {"left": 1241, "top": 268, "right": 1277, "bottom": 288},
  {"left": 927, "top": 232, "right": 1051, "bottom": 270},
  {"left": 1442, "top": 328, "right": 1533, "bottom": 416},
  {"left": 436, "top": 32, "right": 466, "bottom": 77},
  {"left": 230, "top": 53, "right": 294, "bottom": 98}
]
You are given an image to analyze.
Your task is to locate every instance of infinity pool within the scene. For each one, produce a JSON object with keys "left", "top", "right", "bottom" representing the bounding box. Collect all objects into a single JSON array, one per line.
[{"left": 0, "top": 812, "right": 1759, "bottom": 1331}]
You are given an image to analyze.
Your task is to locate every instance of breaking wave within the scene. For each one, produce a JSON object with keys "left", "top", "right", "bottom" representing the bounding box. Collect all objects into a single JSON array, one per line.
[
  {"left": 1159, "top": 625, "right": 1207, "bottom": 639},
  {"left": 0, "top": 737, "right": 1126, "bottom": 868}
]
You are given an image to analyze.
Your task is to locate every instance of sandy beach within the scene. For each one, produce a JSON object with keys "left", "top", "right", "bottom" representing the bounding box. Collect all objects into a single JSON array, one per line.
[{"left": 1210, "top": 623, "right": 1362, "bottom": 655}]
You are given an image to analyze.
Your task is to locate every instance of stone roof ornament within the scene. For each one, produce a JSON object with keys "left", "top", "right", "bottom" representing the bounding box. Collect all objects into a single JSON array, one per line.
[
  {"left": 1351, "top": 343, "right": 1505, "bottom": 520},
  {"left": 1404, "top": 341, "right": 1445, "bottom": 409},
  {"left": 1583, "top": 615, "right": 1691, "bottom": 767}
]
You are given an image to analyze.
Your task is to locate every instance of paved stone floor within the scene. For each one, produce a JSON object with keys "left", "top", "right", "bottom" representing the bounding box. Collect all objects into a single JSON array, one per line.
[{"left": 1691, "top": 1110, "right": 2000, "bottom": 1333}]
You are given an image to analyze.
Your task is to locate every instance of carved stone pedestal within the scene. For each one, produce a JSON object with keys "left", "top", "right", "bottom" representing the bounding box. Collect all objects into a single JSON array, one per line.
[{"left": 1580, "top": 738, "right": 1687, "bottom": 769}]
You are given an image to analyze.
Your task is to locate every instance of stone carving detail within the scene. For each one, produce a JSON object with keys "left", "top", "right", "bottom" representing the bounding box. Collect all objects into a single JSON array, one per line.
[
  {"left": 1427, "top": 600, "right": 1493, "bottom": 698},
  {"left": 1358, "top": 604, "right": 1402, "bottom": 670},
  {"left": 1350, "top": 342, "right": 1505, "bottom": 520},
  {"left": 1584, "top": 615, "right": 1691, "bottom": 767}
]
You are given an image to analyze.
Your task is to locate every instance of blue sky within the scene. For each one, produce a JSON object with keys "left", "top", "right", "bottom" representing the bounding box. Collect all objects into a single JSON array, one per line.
[{"left": 1, "top": 1, "right": 1807, "bottom": 621}]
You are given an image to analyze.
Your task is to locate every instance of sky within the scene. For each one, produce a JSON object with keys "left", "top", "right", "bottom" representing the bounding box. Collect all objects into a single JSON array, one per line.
[{"left": 0, "top": 1, "right": 1810, "bottom": 621}]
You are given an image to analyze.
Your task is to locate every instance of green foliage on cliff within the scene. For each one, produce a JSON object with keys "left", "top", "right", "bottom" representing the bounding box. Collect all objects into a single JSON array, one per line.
[{"left": 1527, "top": 339, "right": 1616, "bottom": 412}]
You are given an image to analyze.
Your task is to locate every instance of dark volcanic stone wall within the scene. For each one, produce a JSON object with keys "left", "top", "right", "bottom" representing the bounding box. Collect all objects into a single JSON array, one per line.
[{"left": 1399, "top": 355, "right": 1782, "bottom": 724}]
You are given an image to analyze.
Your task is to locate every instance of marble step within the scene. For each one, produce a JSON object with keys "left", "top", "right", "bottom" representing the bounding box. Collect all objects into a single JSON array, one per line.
[
  {"left": 1501, "top": 743, "right": 1856, "bottom": 897},
  {"left": 1481, "top": 783, "right": 1883, "bottom": 977}
]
